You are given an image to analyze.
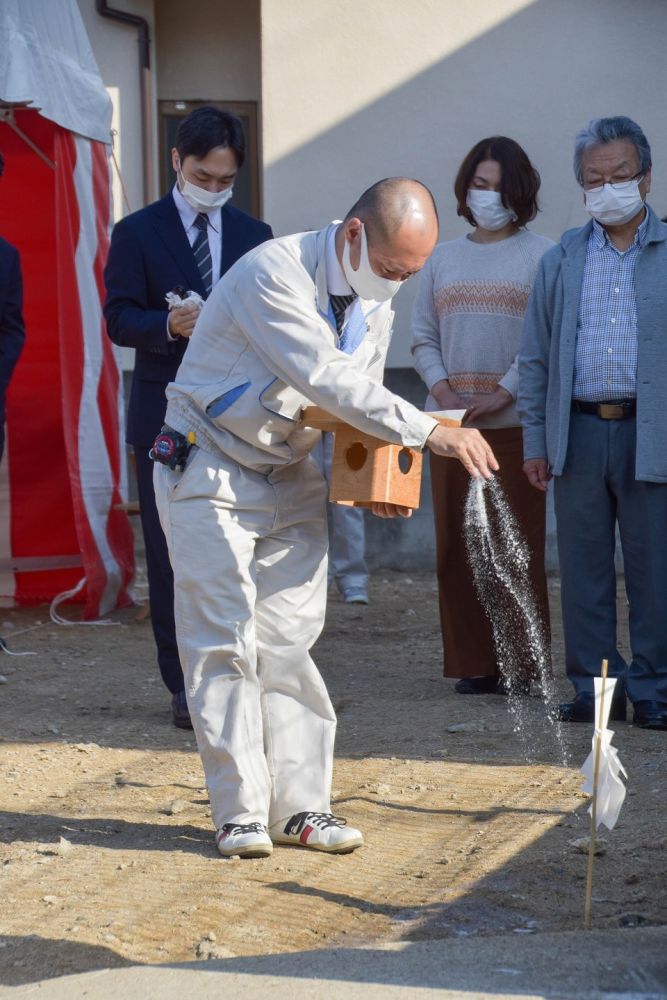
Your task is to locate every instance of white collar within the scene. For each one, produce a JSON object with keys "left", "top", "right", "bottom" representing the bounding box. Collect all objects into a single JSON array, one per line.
[
  {"left": 325, "top": 223, "right": 354, "bottom": 295},
  {"left": 172, "top": 183, "right": 221, "bottom": 233}
]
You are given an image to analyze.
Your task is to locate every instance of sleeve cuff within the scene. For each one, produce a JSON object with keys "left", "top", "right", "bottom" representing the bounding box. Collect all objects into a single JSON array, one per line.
[
  {"left": 421, "top": 363, "right": 449, "bottom": 392},
  {"left": 404, "top": 412, "right": 439, "bottom": 450},
  {"left": 498, "top": 369, "right": 519, "bottom": 399},
  {"left": 522, "top": 426, "right": 547, "bottom": 461}
]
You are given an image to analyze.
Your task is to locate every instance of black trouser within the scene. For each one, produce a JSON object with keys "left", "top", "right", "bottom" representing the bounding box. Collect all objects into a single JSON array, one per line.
[{"left": 134, "top": 446, "right": 183, "bottom": 694}]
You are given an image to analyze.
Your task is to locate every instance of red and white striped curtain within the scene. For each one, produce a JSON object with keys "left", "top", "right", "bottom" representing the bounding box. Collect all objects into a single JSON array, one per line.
[{"left": 0, "top": 110, "right": 134, "bottom": 617}]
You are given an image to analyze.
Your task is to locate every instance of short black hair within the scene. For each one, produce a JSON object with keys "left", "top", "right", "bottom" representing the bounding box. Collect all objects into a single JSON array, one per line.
[
  {"left": 174, "top": 107, "right": 245, "bottom": 168},
  {"left": 454, "top": 136, "right": 540, "bottom": 229}
]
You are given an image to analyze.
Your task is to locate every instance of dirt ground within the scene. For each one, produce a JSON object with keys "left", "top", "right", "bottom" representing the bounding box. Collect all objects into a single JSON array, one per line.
[{"left": 0, "top": 563, "right": 666, "bottom": 989}]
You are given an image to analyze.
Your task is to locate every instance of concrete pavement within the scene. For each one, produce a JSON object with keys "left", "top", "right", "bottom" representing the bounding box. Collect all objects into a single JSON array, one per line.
[{"left": 1, "top": 927, "right": 665, "bottom": 999}]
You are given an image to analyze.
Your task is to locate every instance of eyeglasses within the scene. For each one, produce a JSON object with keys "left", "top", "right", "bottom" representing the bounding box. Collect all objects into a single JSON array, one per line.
[{"left": 583, "top": 173, "right": 643, "bottom": 194}]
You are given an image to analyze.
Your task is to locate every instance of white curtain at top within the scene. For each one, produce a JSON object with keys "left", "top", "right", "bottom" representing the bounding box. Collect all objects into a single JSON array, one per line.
[{"left": 0, "top": 0, "right": 111, "bottom": 143}]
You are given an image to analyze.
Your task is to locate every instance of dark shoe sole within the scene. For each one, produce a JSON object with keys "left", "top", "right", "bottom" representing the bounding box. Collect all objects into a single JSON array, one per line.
[
  {"left": 557, "top": 702, "right": 627, "bottom": 724},
  {"left": 454, "top": 678, "right": 499, "bottom": 695},
  {"left": 172, "top": 715, "right": 193, "bottom": 730},
  {"left": 633, "top": 716, "right": 667, "bottom": 730},
  {"left": 454, "top": 678, "right": 530, "bottom": 697},
  {"left": 496, "top": 680, "right": 531, "bottom": 697},
  {"left": 632, "top": 700, "right": 667, "bottom": 730}
]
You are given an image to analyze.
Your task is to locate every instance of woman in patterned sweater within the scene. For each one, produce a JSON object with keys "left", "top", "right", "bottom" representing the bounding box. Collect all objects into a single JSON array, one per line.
[{"left": 411, "top": 136, "right": 554, "bottom": 695}]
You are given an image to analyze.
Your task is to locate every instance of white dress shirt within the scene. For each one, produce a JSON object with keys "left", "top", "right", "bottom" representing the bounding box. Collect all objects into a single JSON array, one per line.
[
  {"left": 325, "top": 223, "right": 361, "bottom": 341},
  {"left": 167, "top": 184, "right": 224, "bottom": 340},
  {"left": 325, "top": 224, "right": 354, "bottom": 296},
  {"left": 172, "top": 183, "right": 222, "bottom": 287}
]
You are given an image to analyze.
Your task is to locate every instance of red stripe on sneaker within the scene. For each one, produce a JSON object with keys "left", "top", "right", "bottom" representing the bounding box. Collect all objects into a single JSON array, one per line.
[{"left": 300, "top": 824, "right": 314, "bottom": 845}]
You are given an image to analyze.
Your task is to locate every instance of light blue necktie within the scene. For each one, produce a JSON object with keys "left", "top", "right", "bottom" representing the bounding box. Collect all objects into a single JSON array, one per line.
[{"left": 330, "top": 294, "right": 365, "bottom": 354}]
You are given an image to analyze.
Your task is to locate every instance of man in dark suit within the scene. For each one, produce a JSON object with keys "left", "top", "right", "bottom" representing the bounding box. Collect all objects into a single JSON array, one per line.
[
  {"left": 104, "top": 107, "right": 273, "bottom": 728},
  {"left": 0, "top": 152, "right": 26, "bottom": 463}
]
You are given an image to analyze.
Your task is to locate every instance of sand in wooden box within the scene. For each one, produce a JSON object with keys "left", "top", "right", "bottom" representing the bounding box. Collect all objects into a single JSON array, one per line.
[{"left": 301, "top": 407, "right": 464, "bottom": 510}]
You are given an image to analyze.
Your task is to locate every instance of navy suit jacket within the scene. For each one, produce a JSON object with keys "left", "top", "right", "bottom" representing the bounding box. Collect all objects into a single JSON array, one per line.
[
  {"left": 103, "top": 193, "right": 273, "bottom": 446},
  {"left": 0, "top": 237, "right": 26, "bottom": 449}
]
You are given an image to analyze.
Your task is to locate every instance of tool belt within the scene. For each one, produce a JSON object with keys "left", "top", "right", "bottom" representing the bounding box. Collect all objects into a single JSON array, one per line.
[
  {"left": 149, "top": 425, "right": 195, "bottom": 470},
  {"left": 571, "top": 399, "right": 636, "bottom": 420}
]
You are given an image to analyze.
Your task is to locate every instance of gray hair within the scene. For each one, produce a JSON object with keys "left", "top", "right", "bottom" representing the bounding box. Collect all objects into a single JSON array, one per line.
[{"left": 573, "top": 116, "right": 652, "bottom": 184}]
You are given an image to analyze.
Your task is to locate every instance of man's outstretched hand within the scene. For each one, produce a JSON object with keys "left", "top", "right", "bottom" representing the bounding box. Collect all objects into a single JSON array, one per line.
[{"left": 426, "top": 424, "right": 499, "bottom": 479}]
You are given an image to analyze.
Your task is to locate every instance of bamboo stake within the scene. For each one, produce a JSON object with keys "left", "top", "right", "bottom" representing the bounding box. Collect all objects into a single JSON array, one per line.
[
  {"left": 583, "top": 658, "right": 608, "bottom": 929},
  {"left": 0, "top": 110, "right": 57, "bottom": 170},
  {"left": 110, "top": 145, "right": 132, "bottom": 216}
]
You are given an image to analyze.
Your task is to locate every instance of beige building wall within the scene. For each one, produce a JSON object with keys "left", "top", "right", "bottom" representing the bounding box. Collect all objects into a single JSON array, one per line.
[
  {"left": 79, "top": 0, "right": 667, "bottom": 369},
  {"left": 75, "top": 0, "right": 158, "bottom": 221},
  {"left": 77, "top": 0, "right": 261, "bottom": 370},
  {"left": 76, "top": 0, "right": 159, "bottom": 372},
  {"left": 260, "top": 0, "right": 667, "bottom": 366},
  {"left": 77, "top": 0, "right": 261, "bottom": 214},
  {"left": 155, "top": 0, "right": 260, "bottom": 101}
]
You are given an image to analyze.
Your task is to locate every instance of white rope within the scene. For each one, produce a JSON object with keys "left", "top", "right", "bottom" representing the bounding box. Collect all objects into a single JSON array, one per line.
[
  {"left": 0, "top": 636, "right": 35, "bottom": 656},
  {"left": 1, "top": 621, "right": 47, "bottom": 639},
  {"left": 49, "top": 576, "right": 120, "bottom": 627}
]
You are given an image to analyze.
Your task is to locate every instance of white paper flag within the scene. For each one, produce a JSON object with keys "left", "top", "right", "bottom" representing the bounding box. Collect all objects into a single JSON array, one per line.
[{"left": 580, "top": 677, "right": 627, "bottom": 831}]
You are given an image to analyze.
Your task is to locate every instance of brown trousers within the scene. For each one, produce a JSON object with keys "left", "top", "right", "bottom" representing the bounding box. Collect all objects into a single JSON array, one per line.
[{"left": 430, "top": 426, "right": 550, "bottom": 680}]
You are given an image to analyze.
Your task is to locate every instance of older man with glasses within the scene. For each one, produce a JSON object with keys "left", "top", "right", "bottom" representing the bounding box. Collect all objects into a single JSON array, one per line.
[{"left": 519, "top": 116, "right": 667, "bottom": 730}]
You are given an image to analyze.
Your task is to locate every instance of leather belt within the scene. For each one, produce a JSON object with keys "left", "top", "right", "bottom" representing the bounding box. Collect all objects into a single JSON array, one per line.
[{"left": 571, "top": 400, "right": 636, "bottom": 420}]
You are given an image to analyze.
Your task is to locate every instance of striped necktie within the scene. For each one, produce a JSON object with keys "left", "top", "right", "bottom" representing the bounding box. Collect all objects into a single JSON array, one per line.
[
  {"left": 329, "top": 293, "right": 356, "bottom": 335},
  {"left": 192, "top": 213, "right": 213, "bottom": 296}
]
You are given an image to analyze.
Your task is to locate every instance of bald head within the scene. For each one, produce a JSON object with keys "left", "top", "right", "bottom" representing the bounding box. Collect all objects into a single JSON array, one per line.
[
  {"left": 337, "top": 178, "right": 439, "bottom": 289},
  {"left": 345, "top": 177, "right": 438, "bottom": 242}
]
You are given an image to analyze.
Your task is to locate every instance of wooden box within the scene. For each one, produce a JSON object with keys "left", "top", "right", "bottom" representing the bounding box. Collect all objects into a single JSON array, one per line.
[{"left": 301, "top": 406, "right": 463, "bottom": 510}]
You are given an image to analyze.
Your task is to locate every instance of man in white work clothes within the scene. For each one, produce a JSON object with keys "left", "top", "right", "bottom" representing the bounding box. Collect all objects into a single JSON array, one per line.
[{"left": 153, "top": 178, "right": 498, "bottom": 858}]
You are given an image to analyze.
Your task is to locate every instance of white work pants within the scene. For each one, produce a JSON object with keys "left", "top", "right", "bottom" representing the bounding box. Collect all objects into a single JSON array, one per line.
[{"left": 154, "top": 448, "right": 336, "bottom": 830}]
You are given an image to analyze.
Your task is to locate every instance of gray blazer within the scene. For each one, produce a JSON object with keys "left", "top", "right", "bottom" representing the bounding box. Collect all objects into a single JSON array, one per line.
[{"left": 517, "top": 206, "right": 667, "bottom": 483}]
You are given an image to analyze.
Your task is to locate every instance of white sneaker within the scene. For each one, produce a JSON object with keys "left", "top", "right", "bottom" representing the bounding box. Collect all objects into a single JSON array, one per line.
[
  {"left": 269, "top": 812, "right": 363, "bottom": 853},
  {"left": 216, "top": 822, "right": 273, "bottom": 858}
]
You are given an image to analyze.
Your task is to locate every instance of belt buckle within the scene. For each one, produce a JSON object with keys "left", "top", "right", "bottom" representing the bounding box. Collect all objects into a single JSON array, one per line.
[{"left": 598, "top": 403, "right": 624, "bottom": 420}]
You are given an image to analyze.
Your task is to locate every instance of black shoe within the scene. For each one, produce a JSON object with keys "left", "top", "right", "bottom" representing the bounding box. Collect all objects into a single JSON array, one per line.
[
  {"left": 557, "top": 691, "right": 626, "bottom": 724},
  {"left": 496, "top": 677, "right": 531, "bottom": 697},
  {"left": 454, "top": 676, "right": 499, "bottom": 695},
  {"left": 633, "top": 700, "right": 667, "bottom": 730},
  {"left": 171, "top": 690, "right": 193, "bottom": 730}
]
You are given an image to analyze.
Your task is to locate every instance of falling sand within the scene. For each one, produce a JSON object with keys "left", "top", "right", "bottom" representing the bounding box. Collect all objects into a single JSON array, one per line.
[{"left": 464, "top": 477, "right": 566, "bottom": 763}]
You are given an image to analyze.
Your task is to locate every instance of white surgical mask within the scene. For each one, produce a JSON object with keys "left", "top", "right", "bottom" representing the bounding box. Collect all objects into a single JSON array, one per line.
[
  {"left": 177, "top": 165, "right": 233, "bottom": 213},
  {"left": 341, "top": 223, "right": 402, "bottom": 302},
  {"left": 584, "top": 177, "right": 644, "bottom": 226},
  {"left": 466, "top": 189, "right": 517, "bottom": 231}
]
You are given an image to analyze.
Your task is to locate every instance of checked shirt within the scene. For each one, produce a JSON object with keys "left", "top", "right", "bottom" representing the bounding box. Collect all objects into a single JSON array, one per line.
[{"left": 572, "top": 212, "right": 648, "bottom": 402}]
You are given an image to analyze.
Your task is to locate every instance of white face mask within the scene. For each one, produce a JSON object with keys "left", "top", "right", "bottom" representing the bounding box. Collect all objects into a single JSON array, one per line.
[
  {"left": 341, "top": 223, "right": 403, "bottom": 302},
  {"left": 584, "top": 177, "right": 644, "bottom": 226},
  {"left": 466, "top": 189, "right": 517, "bottom": 231},
  {"left": 177, "top": 165, "right": 233, "bottom": 213}
]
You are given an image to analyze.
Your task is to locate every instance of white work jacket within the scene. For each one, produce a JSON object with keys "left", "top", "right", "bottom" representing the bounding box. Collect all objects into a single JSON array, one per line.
[{"left": 166, "top": 224, "right": 438, "bottom": 471}]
